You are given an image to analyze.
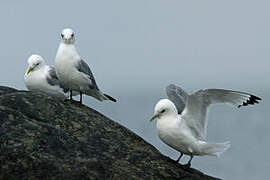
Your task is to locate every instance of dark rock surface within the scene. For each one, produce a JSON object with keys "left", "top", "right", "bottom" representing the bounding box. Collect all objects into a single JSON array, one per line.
[{"left": 0, "top": 86, "right": 220, "bottom": 180}]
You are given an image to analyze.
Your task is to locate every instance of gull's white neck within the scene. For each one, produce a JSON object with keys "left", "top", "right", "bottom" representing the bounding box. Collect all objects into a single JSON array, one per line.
[
  {"left": 56, "top": 42, "right": 80, "bottom": 62},
  {"left": 24, "top": 65, "right": 47, "bottom": 79},
  {"left": 156, "top": 113, "right": 179, "bottom": 129},
  {"left": 58, "top": 42, "right": 77, "bottom": 52}
]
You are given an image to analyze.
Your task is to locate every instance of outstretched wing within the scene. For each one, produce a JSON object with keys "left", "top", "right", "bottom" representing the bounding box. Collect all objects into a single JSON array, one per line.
[
  {"left": 76, "top": 59, "right": 99, "bottom": 90},
  {"left": 181, "top": 89, "right": 261, "bottom": 139},
  {"left": 166, "top": 84, "right": 189, "bottom": 114}
]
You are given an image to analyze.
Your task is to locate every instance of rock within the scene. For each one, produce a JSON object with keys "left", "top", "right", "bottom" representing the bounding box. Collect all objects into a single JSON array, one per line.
[{"left": 0, "top": 86, "right": 220, "bottom": 180}]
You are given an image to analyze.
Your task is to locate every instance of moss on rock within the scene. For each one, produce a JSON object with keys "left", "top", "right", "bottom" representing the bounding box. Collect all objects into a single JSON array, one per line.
[{"left": 0, "top": 86, "right": 220, "bottom": 180}]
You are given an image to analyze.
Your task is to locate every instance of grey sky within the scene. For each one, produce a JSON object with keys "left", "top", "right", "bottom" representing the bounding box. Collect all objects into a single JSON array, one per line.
[
  {"left": 0, "top": 1, "right": 269, "bottom": 179},
  {"left": 0, "top": 0, "right": 269, "bottom": 93}
]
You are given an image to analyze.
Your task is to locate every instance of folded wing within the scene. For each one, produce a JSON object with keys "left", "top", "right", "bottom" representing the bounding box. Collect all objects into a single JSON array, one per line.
[
  {"left": 46, "top": 67, "right": 69, "bottom": 93},
  {"left": 76, "top": 59, "right": 99, "bottom": 90}
]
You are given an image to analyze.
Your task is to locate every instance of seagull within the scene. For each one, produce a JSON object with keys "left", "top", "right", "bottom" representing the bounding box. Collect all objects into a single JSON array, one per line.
[
  {"left": 24, "top": 54, "right": 71, "bottom": 99},
  {"left": 150, "top": 84, "right": 261, "bottom": 167},
  {"left": 55, "top": 28, "right": 116, "bottom": 104}
]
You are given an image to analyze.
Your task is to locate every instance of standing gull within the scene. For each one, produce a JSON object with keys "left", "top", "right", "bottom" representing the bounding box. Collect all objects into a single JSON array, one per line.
[
  {"left": 24, "top": 54, "right": 71, "bottom": 99},
  {"left": 55, "top": 28, "right": 116, "bottom": 104},
  {"left": 150, "top": 84, "right": 261, "bottom": 167}
]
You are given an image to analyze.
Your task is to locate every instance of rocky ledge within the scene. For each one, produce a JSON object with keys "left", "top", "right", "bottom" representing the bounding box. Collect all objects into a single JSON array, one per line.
[{"left": 0, "top": 86, "right": 220, "bottom": 180}]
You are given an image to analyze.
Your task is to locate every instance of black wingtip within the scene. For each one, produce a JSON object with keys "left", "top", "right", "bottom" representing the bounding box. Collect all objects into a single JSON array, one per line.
[
  {"left": 104, "top": 94, "right": 117, "bottom": 102},
  {"left": 251, "top": 95, "right": 262, "bottom": 101},
  {"left": 238, "top": 95, "right": 262, "bottom": 108}
]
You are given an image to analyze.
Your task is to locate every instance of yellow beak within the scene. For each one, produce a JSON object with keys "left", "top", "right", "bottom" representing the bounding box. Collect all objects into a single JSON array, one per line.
[
  {"left": 149, "top": 114, "right": 159, "bottom": 122},
  {"left": 65, "top": 38, "right": 70, "bottom": 44},
  {"left": 26, "top": 67, "right": 33, "bottom": 75}
]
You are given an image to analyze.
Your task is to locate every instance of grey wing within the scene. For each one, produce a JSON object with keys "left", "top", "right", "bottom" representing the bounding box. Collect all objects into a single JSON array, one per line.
[
  {"left": 182, "top": 89, "right": 262, "bottom": 139},
  {"left": 76, "top": 59, "right": 99, "bottom": 90},
  {"left": 47, "top": 67, "right": 60, "bottom": 86},
  {"left": 166, "top": 84, "right": 189, "bottom": 114},
  {"left": 47, "top": 67, "right": 68, "bottom": 93}
]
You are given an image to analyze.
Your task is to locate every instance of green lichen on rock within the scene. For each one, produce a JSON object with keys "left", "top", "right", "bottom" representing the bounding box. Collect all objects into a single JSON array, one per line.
[{"left": 0, "top": 86, "right": 220, "bottom": 180}]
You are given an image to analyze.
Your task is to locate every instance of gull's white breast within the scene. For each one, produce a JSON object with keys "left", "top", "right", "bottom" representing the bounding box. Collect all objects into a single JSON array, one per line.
[
  {"left": 55, "top": 43, "right": 84, "bottom": 90},
  {"left": 156, "top": 115, "right": 200, "bottom": 155},
  {"left": 24, "top": 69, "right": 46, "bottom": 92}
]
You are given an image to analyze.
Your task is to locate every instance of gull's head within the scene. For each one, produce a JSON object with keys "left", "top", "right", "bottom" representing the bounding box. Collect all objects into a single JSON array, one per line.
[
  {"left": 61, "top": 28, "right": 75, "bottom": 44},
  {"left": 150, "top": 99, "right": 178, "bottom": 122},
  {"left": 26, "top": 54, "right": 45, "bottom": 75}
]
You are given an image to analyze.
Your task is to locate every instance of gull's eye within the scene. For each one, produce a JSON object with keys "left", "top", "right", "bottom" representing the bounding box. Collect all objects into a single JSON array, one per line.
[
  {"left": 161, "top": 109, "right": 165, "bottom": 113},
  {"left": 36, "top": 63, "right": 40, "bottom": 66},
  {"left": 61, "top": 34, "right": 64, "bottom": 38},
  {"left": 71, "top": 33, "right": 74, "bottom": 38}
]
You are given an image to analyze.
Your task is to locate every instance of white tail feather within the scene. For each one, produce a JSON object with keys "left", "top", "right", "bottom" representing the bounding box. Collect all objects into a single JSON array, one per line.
[{"left": 199, "top": 141, "right": 231, "bottom": 157}]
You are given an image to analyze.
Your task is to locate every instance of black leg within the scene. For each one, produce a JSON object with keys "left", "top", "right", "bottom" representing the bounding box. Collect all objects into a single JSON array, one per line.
[
  {"left": 184, "top": 154, "right": 193, "bottom": 168},
  {"left": 70, "top": 90, "right": 73, "bottom": 101},
  {"left": 79, "top": 92, "right": 82, "bottom": 104},
  {"left": 176, "top": 152, "right": 183, "bottom": 163}
]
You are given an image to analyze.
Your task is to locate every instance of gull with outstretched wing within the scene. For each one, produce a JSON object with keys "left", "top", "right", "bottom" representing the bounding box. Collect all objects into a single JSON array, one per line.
[{"left": 150, "top": 84, "right": 261, "bottom": 167}]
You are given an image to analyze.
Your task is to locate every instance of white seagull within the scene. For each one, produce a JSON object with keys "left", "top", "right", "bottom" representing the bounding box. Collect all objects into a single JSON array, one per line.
[
  {"left": 24, "top": 54, "right": 70, "bottom": 99},
  {"left": 55, "top": 28, "right": 116, "bottom": 104},
  {"left": 150, "top": 84, "right": 261, "bottom": 167}
]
